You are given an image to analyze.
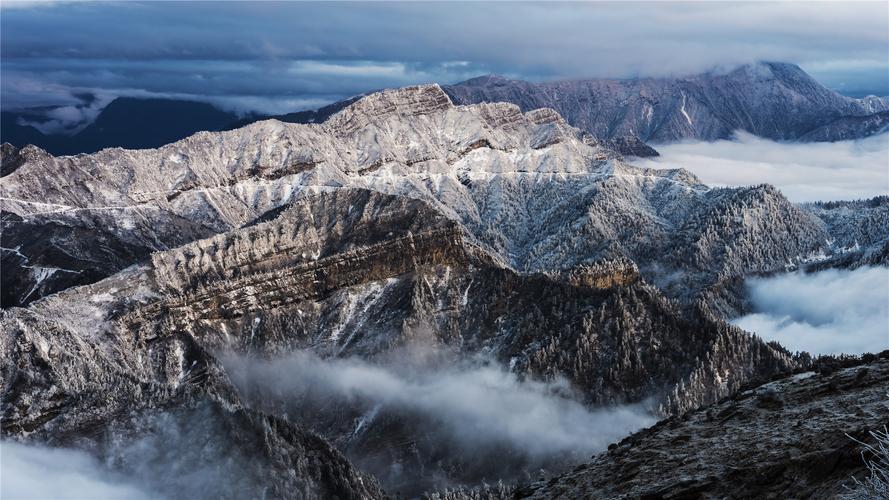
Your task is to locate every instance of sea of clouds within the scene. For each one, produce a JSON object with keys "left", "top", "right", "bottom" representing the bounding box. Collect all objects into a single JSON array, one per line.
[
  {"left": 733, "top": 266, "right": 889, "bottom": 356},
  {"left": 1, "top": 441, "right": 155, "bottom": 500},
  {"left": 636, "top": 131, "right": 889, "bottom": 202}
]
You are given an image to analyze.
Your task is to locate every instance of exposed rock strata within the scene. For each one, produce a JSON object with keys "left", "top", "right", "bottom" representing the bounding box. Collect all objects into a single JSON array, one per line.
[{"left": 0, "top": 264, "right": 384, "bottom": 499}]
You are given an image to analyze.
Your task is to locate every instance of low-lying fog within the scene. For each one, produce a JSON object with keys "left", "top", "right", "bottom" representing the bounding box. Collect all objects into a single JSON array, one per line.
[
  {"left": 1, "top": 346, "right": 660, "bottom": 499},
  {"left": 733, "top": 266, "right": 889, "bottom": 356},
  {"left": 636, "top": 131, "right": 889, "bottom": 202},
  {"left": 1, "top": 441, "right": 154, "bottom": 500},
  {"left": 223, "top": 346, "right": 656, "bottom": 494}
]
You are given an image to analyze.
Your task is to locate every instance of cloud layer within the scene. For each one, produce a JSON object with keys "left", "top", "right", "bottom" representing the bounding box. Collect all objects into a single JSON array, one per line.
[
  {"left": 2, "top": 2, "right": 887, "bottom": 120},
  {"left": 224, "top": 348, "right": 655, "bottom": 492},
  {"left": 636, "top": 131, "right": 889, "bottom": 202},
  {"left": 733, "top": 267, "right": 889, "bottom": 356},
  {"left": 1, "top": 441, "right": 155, "bottom": 500}
]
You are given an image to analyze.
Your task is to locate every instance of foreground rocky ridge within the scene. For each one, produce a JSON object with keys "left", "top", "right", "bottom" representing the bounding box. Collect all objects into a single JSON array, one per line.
[{"left": 515, "top": 355, "right": 889, "bottom": 499}]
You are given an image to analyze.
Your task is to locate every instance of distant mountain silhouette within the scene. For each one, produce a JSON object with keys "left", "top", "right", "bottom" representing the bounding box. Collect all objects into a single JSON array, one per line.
[
  {"left": 2, "top": 98, "right": 242, "bottom": 155},
  {"left": 1, "top": 95, "right": 369, "bottom": 156},
  {"left": 222, "top": 94, "right": 366, "bottom": 131}
]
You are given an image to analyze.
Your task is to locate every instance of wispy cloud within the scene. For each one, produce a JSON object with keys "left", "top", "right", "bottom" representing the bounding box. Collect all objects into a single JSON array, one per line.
[
  {"left": 224, "top": 347, "right": 656, "bottom": 491},
  {"left": 635, "top": 131, "right": 889, "bottom": 202},
  {"left": 226, "top": 349, "right": 655, "bottom": 458},
  {"left": 733, "top": 267, "right": 889, "bottom": 356}
]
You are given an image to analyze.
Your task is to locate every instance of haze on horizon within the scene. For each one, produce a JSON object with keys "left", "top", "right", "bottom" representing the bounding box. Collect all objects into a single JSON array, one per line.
[{"left": 2, "top": 0, "right": 888, "bottom": 131}]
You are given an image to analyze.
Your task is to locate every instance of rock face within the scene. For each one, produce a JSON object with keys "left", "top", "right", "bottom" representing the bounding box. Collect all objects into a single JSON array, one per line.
[
  {"left": 136, "top": 189, "right": 791, "bottom": 414},
  {"left": 799, "top": 110, "right": 889, "bottom": 142},
  {"left": 443, "top": 62, "right": 889, "bottom": 143},
  {"left": 602, "top": 134, "right": 660, "bottom": 157},
  {"left": 515, "top": 355, "right": 889, "bottom": 500}
]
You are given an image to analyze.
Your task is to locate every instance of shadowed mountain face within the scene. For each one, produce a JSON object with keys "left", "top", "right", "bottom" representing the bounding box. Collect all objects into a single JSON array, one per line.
[
  {"left": 443, "top": 62, "right": 889, "bottom": 143},
  {"left": 2, "top": 84, "right": 886, "bottom": 497},
  {"left": 1, "top": 98, "right": 242, "bottom": 156}
]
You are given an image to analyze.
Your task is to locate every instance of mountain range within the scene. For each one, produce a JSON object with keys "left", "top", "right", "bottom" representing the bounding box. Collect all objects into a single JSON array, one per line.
[
  {"left": 444, "top": 62, "right": 889, "bottom": 143},
  {"left": 2, "top": 84, "right": 887, "bottom": 497},
  {"left": 2, "top": 62, "right": 887, "bottom": 157}
]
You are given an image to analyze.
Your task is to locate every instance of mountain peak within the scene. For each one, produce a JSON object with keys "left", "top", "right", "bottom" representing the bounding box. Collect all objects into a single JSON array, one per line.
[
  {"left": 458, "top": 74, "right": 515, "bottom": 87},
  {"left": 724, "top": 61, "right": 811, "bottom": 83},
  {"left": 326, "top": 84, "right": 453, "bottom": 134}
]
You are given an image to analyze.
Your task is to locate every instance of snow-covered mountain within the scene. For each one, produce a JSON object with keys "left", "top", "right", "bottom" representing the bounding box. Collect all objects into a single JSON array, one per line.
[
  {"left": 444, "top": 62, "right": 889, "bottom": 143},
  {"left": 5, "top": 62, "right": 883, "bottom": 159},
  {"left": 2, "top": 85, "right": 886, "bottom": 497}
]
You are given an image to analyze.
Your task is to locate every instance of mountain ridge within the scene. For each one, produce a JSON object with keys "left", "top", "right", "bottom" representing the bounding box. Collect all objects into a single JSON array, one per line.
[
  {"left": 3, "top": 84, "right": 885, "bottom": 312},
  {"left": 1, "top": 185, "right": 800, "bottom": 495},
  {"left": 444, "top": 62, "right": 889, "bottom": 143}
]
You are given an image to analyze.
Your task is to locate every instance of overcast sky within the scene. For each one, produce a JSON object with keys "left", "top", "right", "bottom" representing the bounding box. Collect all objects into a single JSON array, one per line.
[{"left": 2, "top": 1, "right": 888, "bottom": 117}]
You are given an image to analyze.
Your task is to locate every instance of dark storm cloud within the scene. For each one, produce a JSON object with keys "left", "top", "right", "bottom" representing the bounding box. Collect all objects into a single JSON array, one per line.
[{"left": 2, "top": 1, "right": 887, "bottom": 121}]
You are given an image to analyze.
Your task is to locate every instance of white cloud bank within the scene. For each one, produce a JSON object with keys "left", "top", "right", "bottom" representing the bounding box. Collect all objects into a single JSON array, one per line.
[
  {"left": 0, "top": 441, "right": 156, "bottom": 500},
  {"left": 636, "top": 131, "right": 889, "bottom": 202},
  {"left": 226, "top": 350, "right": 655, "bottom": 460},
  {"left": 733, "top": 267, "right": 889, "bottom": 356}
]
